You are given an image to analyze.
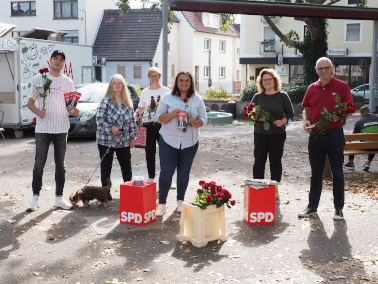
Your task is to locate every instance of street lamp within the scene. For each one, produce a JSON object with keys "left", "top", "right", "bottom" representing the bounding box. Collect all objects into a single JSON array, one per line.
[{"left": 78, "top": 9, "right": 87, "bottom": 45}]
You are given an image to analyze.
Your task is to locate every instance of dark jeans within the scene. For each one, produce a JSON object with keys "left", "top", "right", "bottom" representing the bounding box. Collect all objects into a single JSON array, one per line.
[
  {"left": 349, "top": 153, "right": 376, "bottom": 161},
  {"left": 158, "top": 137, "right": 198, "bottom": 204},
  {"left": 253, "top": 132, "right": 286, "bottom": 182},
  {"left": 98, "top": 144, "right": 132, "bottom": 187},
  {"left": 143, "top": 122, "right": 161, "bottom": 179},
  {"left": 308, "top": 127, "right": 345, "bottom": 209},
  {"left": 32, "top": 133, "right": 67, "bottom": 196}
]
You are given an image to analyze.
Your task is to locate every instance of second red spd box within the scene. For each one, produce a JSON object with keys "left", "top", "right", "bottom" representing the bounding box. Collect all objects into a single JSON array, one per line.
[{"left": 243, "top": 185, "right": 276, "bottom": 225}]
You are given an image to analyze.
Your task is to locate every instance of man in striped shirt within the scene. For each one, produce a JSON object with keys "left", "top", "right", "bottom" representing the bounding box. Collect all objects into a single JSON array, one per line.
[{"left": 26, "top": 50, "right": 79, "bottom": 211}]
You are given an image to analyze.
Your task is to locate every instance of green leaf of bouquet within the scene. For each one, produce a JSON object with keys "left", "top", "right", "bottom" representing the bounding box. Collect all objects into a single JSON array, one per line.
[
  {"left": 263, "top": 121, "right": 270, "bottom": 131},
  {"left": 227, "top": 204, "right": 231, "bottom": 209},
  {"left": 335, "top": 95, "right": 340, "bottom": 104},
  {"left": 216, "top": 203, "right": 222, "bottom": 208},
  {"left": 324, "top": 121, "right": 332, "bottom": 126}
]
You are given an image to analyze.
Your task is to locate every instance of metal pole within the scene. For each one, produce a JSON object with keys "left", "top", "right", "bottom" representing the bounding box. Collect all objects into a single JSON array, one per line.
[
  {"left": 162, "top": 0, "right": 168, "bottom": 86},
  {"left": 369, "top": 20, "right": 378, "bottom": 111},
  {"left": 208, "top": 40, "right": 211, "bottom": 87},
  {"left": 79, "top": 9, "right": 87, "bottom": 45}
]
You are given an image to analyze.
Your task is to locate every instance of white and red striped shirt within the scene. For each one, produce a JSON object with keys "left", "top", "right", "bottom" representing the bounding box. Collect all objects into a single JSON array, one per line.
[{"left": 30, "top": 73, "right": 74, "bottom": 133}]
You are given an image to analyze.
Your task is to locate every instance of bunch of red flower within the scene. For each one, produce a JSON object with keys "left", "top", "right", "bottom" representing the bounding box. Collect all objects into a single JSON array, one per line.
[
  {"left": 194, "top": 180, "right": 235, "bottom": 210},
  {"left": 243, "top": 103, "right": 256, "bottom": 119},
  {"left": 312, "top": 96, "right": 356, "bottom": 138},
  {"left": 39, "top": 68, "right": 49, "bottom": 74}
]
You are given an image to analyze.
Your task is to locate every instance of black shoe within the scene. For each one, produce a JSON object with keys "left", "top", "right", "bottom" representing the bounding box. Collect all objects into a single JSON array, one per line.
[
  {"left": 298, "top": 206, "right": 317, "bottom": 218},
  {"left": 333, "top": 209, "right": 344, "bottom": 220},
  {"left": 362, "top": 162, "right": 370, "bottom": 171},
  {"left": 107, "top": 192, "right": 112, "bottom": 201},
  {"left": 343, "top": 162, "right": 354, "bottom": 170}
]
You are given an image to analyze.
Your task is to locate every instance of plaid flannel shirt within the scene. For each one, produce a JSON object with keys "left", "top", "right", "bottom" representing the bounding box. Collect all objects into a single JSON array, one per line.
[{"left": 96, "top": 97, "right": 137, "bottom": 148}]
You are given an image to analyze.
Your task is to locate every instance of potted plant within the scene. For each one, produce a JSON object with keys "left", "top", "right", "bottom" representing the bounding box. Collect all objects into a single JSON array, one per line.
[{"left": 177, "top": 181, "right": 235, "bottom": 247}]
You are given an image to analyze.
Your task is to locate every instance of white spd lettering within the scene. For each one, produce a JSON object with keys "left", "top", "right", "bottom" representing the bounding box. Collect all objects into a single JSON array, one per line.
[
  {"left": 121, "top": 210, "right": 156, "bottom": 224},
  {"left": 120, "top": 212, "right": 142, "bottom": 223},
  {"left": 249, "top": 212, "right": 274, "bottom": 223},
  {"left": 144, "top": 210, "right": 156, "bottom": 223}
]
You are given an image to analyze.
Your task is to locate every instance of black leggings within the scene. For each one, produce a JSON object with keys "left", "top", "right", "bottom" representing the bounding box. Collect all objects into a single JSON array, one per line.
[
  {"left": 253, "top": 132, "right": 286, "bottom": 182},
  {"left": 143, "top": 123, "right": 161, "bottom": 179}
]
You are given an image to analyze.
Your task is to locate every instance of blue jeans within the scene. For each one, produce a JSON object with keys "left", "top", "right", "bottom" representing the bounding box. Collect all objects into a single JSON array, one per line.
[
  {"left": 308, "top": 127, "right": 345, "bottom": 209},
  {"left": 32, "top": 133, "right": 67, "bottom": 196},
  {"left": 158, "top": 137, "right": 198, "bottom": 204}
]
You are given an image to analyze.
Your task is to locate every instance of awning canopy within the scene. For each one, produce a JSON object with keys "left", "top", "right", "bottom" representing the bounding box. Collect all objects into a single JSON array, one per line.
[{"left": 170, "top": 0, "right": 378, "bottom": 20}]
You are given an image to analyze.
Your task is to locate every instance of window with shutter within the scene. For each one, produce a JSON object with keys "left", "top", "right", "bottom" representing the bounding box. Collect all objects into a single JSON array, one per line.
[
  {"left": 263, "top": 26, "right": 275, "bottom": 41},
  {"left": 346, "top": 23, "right": 361, "bottom": 41},
  {"left": 134, "top": 65, "right": 141, "bottom": 79},
  {"left": 117, "top": 65, "right": 125, "bottom": 79}
]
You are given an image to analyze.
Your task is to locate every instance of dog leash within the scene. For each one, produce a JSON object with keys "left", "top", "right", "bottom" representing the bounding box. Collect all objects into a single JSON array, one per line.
[{"left": 82, "top": 133, "right": 120, "bottom": 189}]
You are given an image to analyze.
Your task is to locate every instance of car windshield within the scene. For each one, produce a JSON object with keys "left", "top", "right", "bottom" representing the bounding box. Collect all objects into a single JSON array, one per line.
[{"left": 77, "top": 86, "right": 108, "bottom": 103}]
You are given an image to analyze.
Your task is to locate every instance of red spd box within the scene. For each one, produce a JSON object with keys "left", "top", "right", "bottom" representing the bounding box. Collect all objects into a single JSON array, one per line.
[
  {"left": 120, "top": 181, "right": 156, "bottom": 226},
  {"left": 243, "top": 185, "right": 276, "bottom": 225}
]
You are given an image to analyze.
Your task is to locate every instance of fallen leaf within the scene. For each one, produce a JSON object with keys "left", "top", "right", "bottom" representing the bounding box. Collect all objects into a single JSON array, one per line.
[
  {"left": 33, "top": 272, "right": 40, "bottom": 276},
  {"left": 7, "top": 219, "right": 16, "bottom": 224},
  {"left": 160, "top": 241, "right": 169, "bottom": 244}
]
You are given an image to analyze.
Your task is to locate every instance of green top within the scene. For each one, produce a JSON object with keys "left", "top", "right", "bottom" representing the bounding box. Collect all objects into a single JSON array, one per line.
[{"left": 251, "top": 91, "right": 294, "bottom": 135}]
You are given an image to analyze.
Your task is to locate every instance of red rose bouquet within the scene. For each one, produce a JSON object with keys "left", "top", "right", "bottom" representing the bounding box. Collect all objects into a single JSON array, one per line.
[
  {"left": 243, "top": 103, "right": 284, "bottom": 131},
  {"left": 36, "top": 68, "right": 52, "bottom": 110},
  {"left": 311, "top": 95, "right": 356, "bottom": 138},
  {"left": 193, "top": 180, "right": 235, "bottom": 210}
]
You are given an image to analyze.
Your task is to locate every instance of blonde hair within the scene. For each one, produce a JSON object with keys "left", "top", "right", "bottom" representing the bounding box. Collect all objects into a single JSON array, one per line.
[
  {"left": 147, "top": 67, "right": 162, "bottom": 78},
  {"left": 103, "top": 74, "right": 133, "bottom": 108},
  {"left": 257, "top": 68, "right": 282, "bottom": 93}
]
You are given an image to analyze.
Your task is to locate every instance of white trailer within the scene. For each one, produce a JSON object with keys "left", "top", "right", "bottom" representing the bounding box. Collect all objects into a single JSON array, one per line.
[{"left": 0, "top": 37, "right": 92, "bottom": 137}]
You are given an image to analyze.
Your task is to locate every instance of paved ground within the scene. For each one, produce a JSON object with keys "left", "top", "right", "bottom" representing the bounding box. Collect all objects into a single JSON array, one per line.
[{"left": 1, "top": 113, "right": 378, "bottom": 284}]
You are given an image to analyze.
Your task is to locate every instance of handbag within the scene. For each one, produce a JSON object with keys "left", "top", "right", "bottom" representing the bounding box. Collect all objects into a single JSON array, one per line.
[{"left": 135, "top": 120, "right": 147, "bottom": 148}]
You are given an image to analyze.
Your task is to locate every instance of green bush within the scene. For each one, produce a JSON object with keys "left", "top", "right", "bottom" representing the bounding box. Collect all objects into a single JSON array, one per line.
[
  {"left": 133, "top": 84, "right": 141, "bottom": 97},
  {"left": 240, "top": 82, "right": 258, "bottom": 102},
  {"left": 282, "top": 83, "right": 309, "bottom": 103},
  {"left": 352, "top": 94, "right": 364, "bottom": 102}
]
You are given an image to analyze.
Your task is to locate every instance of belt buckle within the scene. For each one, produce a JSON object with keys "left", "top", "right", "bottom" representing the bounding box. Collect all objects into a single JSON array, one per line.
[{"left": 320, "top": 130, "right": 326, "bottom": 134}]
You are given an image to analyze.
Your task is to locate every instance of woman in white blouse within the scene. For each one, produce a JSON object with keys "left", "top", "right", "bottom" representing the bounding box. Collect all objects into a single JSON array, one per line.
[{"left": 155, "top": 71, "right": 207, "bottom": 215}]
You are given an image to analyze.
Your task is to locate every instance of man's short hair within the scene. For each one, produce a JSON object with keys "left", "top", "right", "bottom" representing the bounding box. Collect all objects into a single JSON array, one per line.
[
  {"left": 315, "top": 57, "right": 332, "bottom": 68},
  {"left": 360, "top": 106, "right": 370, "bottom": 116}
]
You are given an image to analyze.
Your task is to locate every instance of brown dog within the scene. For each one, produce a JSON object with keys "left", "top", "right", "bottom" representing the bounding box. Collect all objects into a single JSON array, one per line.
[{"left": 69, "top": 178, "right": 112, "bottom": 207}]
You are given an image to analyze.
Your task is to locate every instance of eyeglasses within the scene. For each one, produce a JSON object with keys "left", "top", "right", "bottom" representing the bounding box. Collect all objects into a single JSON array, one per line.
[
  {"left": 149, "top": 75, "right": 159, "bottom": 78},
  {"left": 317, "top": 66, "right": 332, "bottom": 72},
  {"left": 262, "top": 78, "right": 273, "bottom": 83}
]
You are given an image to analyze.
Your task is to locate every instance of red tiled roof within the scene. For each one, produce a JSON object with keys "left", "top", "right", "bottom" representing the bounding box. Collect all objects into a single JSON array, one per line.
[{"left": 182, "top": 11, "right": 236, "bottom": 37}]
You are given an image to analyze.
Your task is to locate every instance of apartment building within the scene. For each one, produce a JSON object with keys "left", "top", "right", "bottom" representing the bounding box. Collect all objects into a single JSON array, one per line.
[{"left": 240, "top": 0, "right": 378, "bottom": 89}]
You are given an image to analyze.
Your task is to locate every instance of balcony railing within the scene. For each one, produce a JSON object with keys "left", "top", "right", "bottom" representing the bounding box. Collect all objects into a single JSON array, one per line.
[
  {"left": 260, "top": 40, "right": 276, "bottom": 54},
  {"left": 261, "top": 16, "right": 279, "bottom": 22}
]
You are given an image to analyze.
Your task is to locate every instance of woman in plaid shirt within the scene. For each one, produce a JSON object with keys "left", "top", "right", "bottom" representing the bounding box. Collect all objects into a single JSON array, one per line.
[{"left": 96, "top": 74, "right": 137, "bottom": 200}]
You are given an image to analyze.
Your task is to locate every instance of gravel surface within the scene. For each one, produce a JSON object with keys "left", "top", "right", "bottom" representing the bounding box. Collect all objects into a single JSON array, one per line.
[{"left": 1, "top": 113, "right": 378, "bottom": 284}]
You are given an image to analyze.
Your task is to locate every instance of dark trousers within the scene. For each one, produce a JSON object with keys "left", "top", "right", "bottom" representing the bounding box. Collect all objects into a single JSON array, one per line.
[
  {"left": 143, "top": 122, "right": 161, "bottom": 179},
  {"left": 158, "top": 137, "right": 198, "bottom": 204},
  {"left": 308, "top": 127, "right": 345, "bottom": 209},
  {"left": 349, "top": 153, "right": 376, "bottom": 161},
  {"left": 32, "top": 133, "right": 67, "bottom": 196},
  {"left": 98, "top": 144, "right": 132, "bottom": 187},
  {"left": 253, "top": 132, "right": 286, "bottom": 182}
]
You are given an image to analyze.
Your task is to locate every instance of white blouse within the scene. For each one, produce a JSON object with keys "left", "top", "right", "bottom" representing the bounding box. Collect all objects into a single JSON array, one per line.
[{"left": 156, "top": 93, "right": 207, "bottom": 149}]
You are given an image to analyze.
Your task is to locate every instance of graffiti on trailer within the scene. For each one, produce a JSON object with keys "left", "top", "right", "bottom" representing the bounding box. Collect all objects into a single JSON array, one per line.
[{"left": 47, "top": 60, "right": 74, "bottom": 80}]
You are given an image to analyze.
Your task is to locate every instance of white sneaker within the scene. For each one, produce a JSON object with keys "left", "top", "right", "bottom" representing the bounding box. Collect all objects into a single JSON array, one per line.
[
  {"left": 156, "top": 204, "right": 166, "bottom": 216},
  {"left": 170, "top": 182, "right": 176, "bottom": 189},
  {"left": 53, "top": 196, "right": 73, "bottom": 210},
  {"left": 147, "top": 178, "right": 155, "bottom": 182},
  {"left": 26, "top": 195, "right": 40, "bottom": 211},
  {"left": 177, "top": 200, "right": 183, "bottom": 212}
]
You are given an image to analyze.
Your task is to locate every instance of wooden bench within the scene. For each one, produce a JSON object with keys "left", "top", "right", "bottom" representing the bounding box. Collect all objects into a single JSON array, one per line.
[
  {"left": 323, "top": 133, "right": 378, "bottom": 178},
  {"left": 344, "top": 133, "right": 378, "bottom": 156}
]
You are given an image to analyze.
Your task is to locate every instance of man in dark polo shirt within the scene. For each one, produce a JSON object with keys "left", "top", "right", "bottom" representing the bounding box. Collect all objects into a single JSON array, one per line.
[
  {"left": 299, "top": 57, "right": 353, "bottom": 220},
  {"left": 344, "top": 106, "right": 378, "bottom": 171}
]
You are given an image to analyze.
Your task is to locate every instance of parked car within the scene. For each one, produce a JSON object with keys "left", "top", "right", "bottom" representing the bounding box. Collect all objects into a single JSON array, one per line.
[
  {"left": 351, "top": 84, "right": 370, "bottom": 98},
  {"left": 68, "top": 83, "right": 139, "bottom": 137}
]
